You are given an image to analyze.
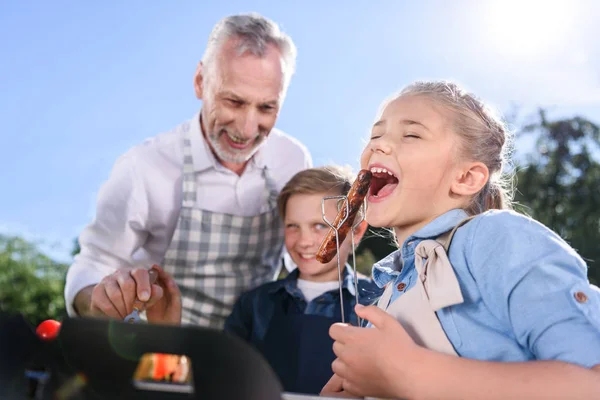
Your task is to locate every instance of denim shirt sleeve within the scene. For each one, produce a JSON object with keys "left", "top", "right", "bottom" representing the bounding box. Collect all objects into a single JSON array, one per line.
[
  {"left": 223, "top": 292, "right": 253, "bottom": 341},
  {"left": 468, "top": 211, "right": 600, "bottom": 368}
]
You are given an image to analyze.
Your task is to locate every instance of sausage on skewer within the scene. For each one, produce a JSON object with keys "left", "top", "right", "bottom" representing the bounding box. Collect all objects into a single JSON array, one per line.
[{"left": 316, "top": 169, "right": 372, "bottom": 263}]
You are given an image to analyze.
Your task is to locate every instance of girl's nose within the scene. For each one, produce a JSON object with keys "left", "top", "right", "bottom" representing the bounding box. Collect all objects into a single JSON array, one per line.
[
  {"left": 370, "top": 136, "right": 392, "bottom": 155},
  {"left": 360, "top": 136, "right": 392, "bottom": 167}
]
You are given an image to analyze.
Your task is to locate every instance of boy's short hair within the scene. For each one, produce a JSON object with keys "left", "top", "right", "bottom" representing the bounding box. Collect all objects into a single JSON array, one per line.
[{"left": 277, "top": 165, "right": 355, "bottom": 219}]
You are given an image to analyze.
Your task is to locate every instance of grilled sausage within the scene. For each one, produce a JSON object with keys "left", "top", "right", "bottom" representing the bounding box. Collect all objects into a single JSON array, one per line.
[{"left": 316, "top": 169, "right": 372, "bottom": 263}]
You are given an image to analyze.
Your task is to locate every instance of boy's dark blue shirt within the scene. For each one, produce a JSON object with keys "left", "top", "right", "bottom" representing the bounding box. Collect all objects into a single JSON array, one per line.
[{"left": 224, "top": 265, "right": 382, "bottom": 341}]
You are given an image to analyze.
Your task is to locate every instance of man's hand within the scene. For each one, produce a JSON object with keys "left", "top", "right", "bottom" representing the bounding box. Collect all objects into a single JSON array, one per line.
[
  {"left": 75, "top": 265, "right": 182, "bottom": 325},
  {"left": 73, "top": 285, "right": 95, "bottom": 317},
  {"left": 145, "top": 265, "right": 182, "bottom": 325}
]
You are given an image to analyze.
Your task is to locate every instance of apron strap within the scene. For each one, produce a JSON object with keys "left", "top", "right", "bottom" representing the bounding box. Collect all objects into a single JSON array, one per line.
[
  {"left": 414, "top": 215, "right": 476, "bottom": 311},
  {"left": 262, "top": 166, "right": 279, "bottom": 209},
  {"left": 181, "top": 126, "right": 198, "bottom": 208},
  {"left": 376, "top": 283, "right": 394, "bottom": 310},
  {"left": 435, "top": 215, "right": 477, "bottom": 252},
  {"left": 414, "top": 240, "right": 464, "bottom": 311},
  {"left": 376, "top": 215, "right": 475, "bottom": 312}
]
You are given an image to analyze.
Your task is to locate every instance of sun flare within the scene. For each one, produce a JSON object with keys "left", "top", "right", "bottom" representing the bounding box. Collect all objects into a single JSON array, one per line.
[{"left": 486, "top": 0, "right": 576, "bottom": 56}]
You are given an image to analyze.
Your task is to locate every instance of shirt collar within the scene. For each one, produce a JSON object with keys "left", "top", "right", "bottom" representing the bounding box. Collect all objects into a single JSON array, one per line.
[
  {"left": 406, "top": 208, "right": 469, "bottom": 243},
  {"left": 188, "top": 110, "right": 268, "bottom": 173},
  {"left": 249, "top": 140, "right": 267, "bottom": 169},
  {"left": 372, "top": 250, "right": 402, "bottom": 288},
  {"left": 371, "top": 208, "right": 469, "bottom": 288}
]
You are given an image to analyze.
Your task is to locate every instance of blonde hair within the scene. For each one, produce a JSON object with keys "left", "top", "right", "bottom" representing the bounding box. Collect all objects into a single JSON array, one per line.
[
  {"left": 392, "top": 80, "right": 514, "bottom": 215},
  {"left": 277, "top": 166, "right": 354, "bottom": 219}
]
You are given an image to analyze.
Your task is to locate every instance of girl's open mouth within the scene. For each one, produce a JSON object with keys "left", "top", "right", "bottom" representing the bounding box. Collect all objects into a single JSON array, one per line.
[{"left": 368, "top": 166, "right": 399, "bottom": 201}]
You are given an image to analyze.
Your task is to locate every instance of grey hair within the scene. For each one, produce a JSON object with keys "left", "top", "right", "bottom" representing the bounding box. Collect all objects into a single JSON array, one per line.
[
  {"left": 392, "top": 80, "right": 515, "bottom": 214},
  {"left": 201, "top": 13, "right": 297, "bottom": 94}
]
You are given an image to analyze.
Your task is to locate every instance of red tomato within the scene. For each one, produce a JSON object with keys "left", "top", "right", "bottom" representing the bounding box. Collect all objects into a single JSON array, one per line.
[{"left": 36, "top": 319, "right": 61, "bottom": 341}]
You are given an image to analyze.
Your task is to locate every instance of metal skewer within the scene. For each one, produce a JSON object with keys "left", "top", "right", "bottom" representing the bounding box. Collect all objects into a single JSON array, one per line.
[
  {"left": 321, "top": 195, "right": 368, "bottom": 326},
  {"left": 350, "top": 196, "right": 368, "bottom": 327},
  {"left": 124, "top": 268, "right": 158, "bottom": 323}
]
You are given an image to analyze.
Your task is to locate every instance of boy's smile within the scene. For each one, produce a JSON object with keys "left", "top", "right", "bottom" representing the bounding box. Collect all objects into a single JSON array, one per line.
[{"left": 284, "top": 193, "right": 362, "bottom": 282}]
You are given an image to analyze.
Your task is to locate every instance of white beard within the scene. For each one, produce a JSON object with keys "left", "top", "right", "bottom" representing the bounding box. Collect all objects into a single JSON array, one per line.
[{"left": 207, "top": 128, "right": 268, "bottom": 164}]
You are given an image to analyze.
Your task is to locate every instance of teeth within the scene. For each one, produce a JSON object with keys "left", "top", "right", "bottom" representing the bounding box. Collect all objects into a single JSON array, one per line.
[
  {"left": 370, "top": 166, "right": 395, "bottom": 176},
  {"left": 300, "top": 253, "right": 315, "bottom": 259},
  {"left": 228, "top": 134, "right": 247, "bottom": 144}
]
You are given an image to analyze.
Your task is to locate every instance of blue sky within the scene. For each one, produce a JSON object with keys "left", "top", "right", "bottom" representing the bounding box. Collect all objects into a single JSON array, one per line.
[{"left": 1, "top": 1, "right": 599, "bottom": 262}]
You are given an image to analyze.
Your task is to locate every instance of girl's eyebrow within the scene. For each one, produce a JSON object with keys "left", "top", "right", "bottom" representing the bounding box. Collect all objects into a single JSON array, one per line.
[
  {"left": 400, "top": 119, "right": 430, "bottom": 131},
  {"left": 372, "top": 119, "right": 429, "bottom": 131}
]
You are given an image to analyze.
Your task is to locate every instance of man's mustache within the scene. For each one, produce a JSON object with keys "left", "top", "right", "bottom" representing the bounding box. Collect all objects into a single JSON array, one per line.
[{"left": 218, "top": 128, "right": 267, "bottom": 143}]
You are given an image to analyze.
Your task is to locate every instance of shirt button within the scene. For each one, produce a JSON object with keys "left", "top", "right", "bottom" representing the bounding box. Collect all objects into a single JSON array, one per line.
[
  {"left": 397, "top": 282, "right": 406, "bottom": 291},
  {"left": 574, "top": 291, "right": 588, "bottom": 303}
]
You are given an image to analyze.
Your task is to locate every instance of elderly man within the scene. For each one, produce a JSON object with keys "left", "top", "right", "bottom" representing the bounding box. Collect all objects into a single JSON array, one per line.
[{"left": 64, "top": 13, "right": 312, "bottom": 328}]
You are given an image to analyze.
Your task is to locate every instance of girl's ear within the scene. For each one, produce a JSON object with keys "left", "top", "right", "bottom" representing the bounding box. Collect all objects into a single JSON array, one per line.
[{"left": 451, "top": 161, "right": 489, "bottom": 196}]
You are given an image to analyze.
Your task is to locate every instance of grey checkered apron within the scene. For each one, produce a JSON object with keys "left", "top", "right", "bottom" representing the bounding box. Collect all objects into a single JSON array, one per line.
[{"left": 162, "top": 124, "right": 284, "bottom": 328}]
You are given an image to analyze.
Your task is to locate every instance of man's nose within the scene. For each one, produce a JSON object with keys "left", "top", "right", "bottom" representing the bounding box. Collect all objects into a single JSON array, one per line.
[{"left": 241, "top": 110, "right": 259, "bottom": 138}]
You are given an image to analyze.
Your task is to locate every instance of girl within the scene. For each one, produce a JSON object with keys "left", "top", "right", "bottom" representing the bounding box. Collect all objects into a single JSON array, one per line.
[{"left": 321, "top": 81, "right": 600, "bottom": 399}]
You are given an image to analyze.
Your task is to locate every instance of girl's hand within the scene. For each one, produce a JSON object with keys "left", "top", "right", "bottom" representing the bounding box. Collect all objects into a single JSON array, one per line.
[
  {"left": 329, "top": 304, "right": 427, "bottom": 399},
  {"left": 320, "top": 373, "right": 363, "bottom": 398}
]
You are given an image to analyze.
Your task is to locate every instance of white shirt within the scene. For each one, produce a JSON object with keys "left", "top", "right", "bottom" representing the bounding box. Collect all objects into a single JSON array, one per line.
[
  {"left": 64, "top": 112, "right": 312, "bottom": 316},
  {"left": 296, "top": 279, "right": 342, "bottom": 303}
]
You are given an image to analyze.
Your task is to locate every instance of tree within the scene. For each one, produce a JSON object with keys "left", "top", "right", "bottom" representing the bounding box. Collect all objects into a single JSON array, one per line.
[
  {"left": 0, "top": 234, "right": 69, "bottom": 326},
  {"left": 71, "top": 237, "right": 81, "bottom": 257},
  {"left": 354, "top": 228, "right": 396, "bottom": 276},
  {"left": 352, "top": 247, "right": 377, "bottom": 276},
  {"left": 513, "top": 109, "right": 600, "bottom": 285}
]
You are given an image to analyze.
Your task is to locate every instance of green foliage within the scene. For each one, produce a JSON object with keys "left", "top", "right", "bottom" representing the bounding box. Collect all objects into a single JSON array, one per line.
[
  {"left": 359, "top": 228, "right": 396, "bottom": 261},
  {"left": 353, "top": 247, "right": 379, "bottom": 277},
  {"left": 71, "top": 237, "right": 81, "bottom": 257},
  {"left": 353, "top": 227, "right": 396, "bottom": 277},
  {"left": 513, "top": 110, "right": 600, "bottom": 284},
  {"left": 0, "top": 234, "right": 69, "bottom": 325}
]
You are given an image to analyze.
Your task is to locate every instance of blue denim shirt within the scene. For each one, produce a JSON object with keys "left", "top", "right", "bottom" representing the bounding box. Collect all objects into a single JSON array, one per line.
[
  {"left": 224, "top": 266, "right": 382, "bottom": 342},
  {"left": 373, "top": 208, "right": 600, "bottom": 368}
]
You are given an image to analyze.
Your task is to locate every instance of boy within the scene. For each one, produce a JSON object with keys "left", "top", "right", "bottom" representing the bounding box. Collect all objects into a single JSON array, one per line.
[{"left": 224, "top": 166, "right": 380, "bottom": 395}]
